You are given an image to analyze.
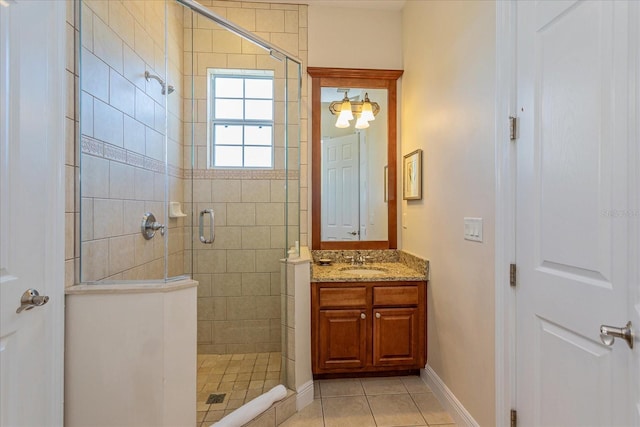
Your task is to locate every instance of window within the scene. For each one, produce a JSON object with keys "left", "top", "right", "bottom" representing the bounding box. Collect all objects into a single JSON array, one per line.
[{"left": 209, "top": 69, "right": 274, "bottom": 168}]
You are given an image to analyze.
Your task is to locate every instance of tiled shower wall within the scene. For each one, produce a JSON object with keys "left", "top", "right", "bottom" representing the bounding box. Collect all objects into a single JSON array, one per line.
[
  {"left": 188, "top": 1, "right": 308, "bottom": 354},
  {"left": 78, "top": 0, "right": 186, "bottom": 282}
]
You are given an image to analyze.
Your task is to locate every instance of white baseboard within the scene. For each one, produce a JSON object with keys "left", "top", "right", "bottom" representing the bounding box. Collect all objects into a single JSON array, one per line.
[
  {"left": 295, "top": 380, "right": 314, "bottom": 411},
  {"left": 421, "top": 365, "right": 479, "bottom": 427}
]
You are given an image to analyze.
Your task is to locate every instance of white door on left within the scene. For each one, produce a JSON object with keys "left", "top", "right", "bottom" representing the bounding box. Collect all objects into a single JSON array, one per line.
[{"left": 0, "top": 0, "right": 66, "bottom": 425}]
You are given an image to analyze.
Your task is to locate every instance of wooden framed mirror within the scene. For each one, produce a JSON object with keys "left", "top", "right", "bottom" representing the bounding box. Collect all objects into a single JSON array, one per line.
[{"left": 308, "top": 67, "right": 403, "bottom": 250}]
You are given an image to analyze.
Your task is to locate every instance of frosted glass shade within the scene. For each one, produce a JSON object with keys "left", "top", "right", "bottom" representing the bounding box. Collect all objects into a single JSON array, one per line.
[
  {"left": 355, "top": 115, "right": 370, "bottom": 129},
  {"left": 361, "top": 100, "right": 375, "bottom": 122}
]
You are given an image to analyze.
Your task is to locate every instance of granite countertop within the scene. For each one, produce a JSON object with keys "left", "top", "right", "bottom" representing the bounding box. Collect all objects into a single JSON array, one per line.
[{"left": 311, "top": 261, "right": 427, "bottom": 283}]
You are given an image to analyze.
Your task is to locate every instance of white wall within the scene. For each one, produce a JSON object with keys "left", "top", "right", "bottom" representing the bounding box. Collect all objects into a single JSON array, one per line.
[{"left": 401, "top": 1, "right": 496, "bottom": 426}]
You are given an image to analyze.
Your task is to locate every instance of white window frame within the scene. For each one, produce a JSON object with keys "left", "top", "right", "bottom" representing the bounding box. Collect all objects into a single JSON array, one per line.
[{"left": 207, "top": 69, "right": 275, "bottom": 169}]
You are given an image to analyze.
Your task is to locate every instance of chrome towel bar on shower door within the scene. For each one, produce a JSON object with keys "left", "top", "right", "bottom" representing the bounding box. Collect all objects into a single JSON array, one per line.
[{"left": 199, "top": 209, "right": 215, "bottom": 244}]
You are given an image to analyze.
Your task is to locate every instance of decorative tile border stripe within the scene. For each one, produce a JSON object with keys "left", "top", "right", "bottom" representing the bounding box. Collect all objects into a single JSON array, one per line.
[
  {"left": 81, "top": 135, "right": 301, "bottom": 181},
  {"left": 187, "top": 168, "right": 300, "bottom": 180},
  {"left": 81, "top": 135, "right": 183, "bottom": 178}
]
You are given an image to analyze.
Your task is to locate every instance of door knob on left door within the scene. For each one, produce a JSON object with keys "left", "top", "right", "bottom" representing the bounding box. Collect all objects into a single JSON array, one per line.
[
  {"left": 600, "top": 321, "right": 633, "bottom": 349},
  {"left": 16, "top": 289, "right": 50, "bottom": 314}
]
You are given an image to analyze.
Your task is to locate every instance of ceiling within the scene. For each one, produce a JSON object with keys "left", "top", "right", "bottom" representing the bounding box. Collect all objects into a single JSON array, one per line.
[{"left": 246, "top": 0, "right": 406, "bottom": 11}]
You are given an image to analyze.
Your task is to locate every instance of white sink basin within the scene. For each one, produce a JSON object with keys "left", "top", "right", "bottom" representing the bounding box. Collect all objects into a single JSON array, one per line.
[{"left": 340, "top": 267, "right": 386, "bottom": 276}]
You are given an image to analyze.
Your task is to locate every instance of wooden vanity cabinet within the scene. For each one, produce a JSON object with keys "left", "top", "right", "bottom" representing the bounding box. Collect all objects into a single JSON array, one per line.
[{"left": 312, "top": 281, "right": 426, "bottom": 376}]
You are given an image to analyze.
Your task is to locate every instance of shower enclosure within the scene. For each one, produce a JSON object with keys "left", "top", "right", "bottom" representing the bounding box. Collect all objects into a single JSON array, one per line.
[{"left": 78, "top": 0, "right": 302, "bottom": 369}]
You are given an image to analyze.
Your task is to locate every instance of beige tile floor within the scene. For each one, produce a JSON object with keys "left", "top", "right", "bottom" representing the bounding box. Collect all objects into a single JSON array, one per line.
[
  {"left": 281, "top": 376, "right": 457, "bottom": 427},
  {"left": 196, "top": 354, "right": 456, "bottom": 427},
  {"left": 196, "top": 352, "right": 283, "bottom": 426}
]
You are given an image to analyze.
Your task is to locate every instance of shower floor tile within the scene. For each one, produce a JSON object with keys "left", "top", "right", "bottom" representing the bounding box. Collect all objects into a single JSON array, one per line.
[{"left": 196, "top": 352, "right": 282, "bottom": 424}]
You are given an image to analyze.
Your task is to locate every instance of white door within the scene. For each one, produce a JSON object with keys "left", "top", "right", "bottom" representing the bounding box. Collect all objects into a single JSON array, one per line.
[
  {"left": 322, "top": 134, "right": 360, "bottom": 240},
  {"left": 0, "top": 1, "right": 65, "bottom": 425},
  {"left": 516, "top": 1, "right": 639, "bottom": 426}
]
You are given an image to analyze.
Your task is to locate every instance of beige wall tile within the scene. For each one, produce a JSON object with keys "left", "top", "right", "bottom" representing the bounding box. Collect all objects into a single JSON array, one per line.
[
  {"left": 199, "top": 297, "right": 227, "bottom": 321},
  {"left": 196, "top": 52, "right": 228, "bottom": 75},
  {"left": 134, "top": 87, "right": 155, "bottom": 128},
  {"left": 244, "top": 320, "right": 270, "bottom": 342},
  {"left": 211, "top": 273, "right": 242, "bottom": 297},
  {"left": 81, "top": 4, "right": 94, "bottom": 51},
  {"left": 241, "top": 272, "right": 271, "bottom": 296},
  {"left": 194, "top": 179, "right": 212, "bottom": 202},
  {"left": 195, "top": 250, "right": 227, "bottom": 273},
  {"left": 241, "top": 180, "right": 270, "bottom": 203},
  {"left": 134, "top": 21, "right": 155, "bottom": 69},
  {"left": 212, "top": 180, "right": 241, "bottom": 202},
  {"left": 212, "top": 30, "right": 242, "bottom": 54},
  {"left": 108, "top": 0, "right": 135, "bottom": 49},
  {"left": 255, "top": 203, "right": 284, "bottom": 226},
  {"left": 227, "top": 54, "right": 256, "bottom": 69},
  {"left": 210, "top": 226, "right": 242, "bottom": 250},
  {"left": 213, "top": 320, "right": 246, "bottom": 343},
  {"left": 81, "top": 198, "right": 94, "bottom": 242},
  {"left": 254, "top": 296, "right": 280, "bottom": 319},
  {"left": 227, "top": 203, "right": 256, "bottom": 226},
  {"left": 122, "top": 201, "right": 144, "bottom": 235},
  {"left": 256, "top": 9, "right": 285, "bottom": 33},
  {"left": 270, "top": 180, "right": 286, "bottom": 203},
  {"left": 81, "top": 238, "right": 109, "bottom": 281},
  {"left": 81, "top": 154, "right": 109, "bottom": 198},
  {"left": 84, "top": 0, "right": 108, "bottom": 24},
  {"left": 81, "top": 49, "right": 109, "bottom": 102},
  {"left": 145, "top": 127, "right": 164, "bottom": 161},
  {"left": 93, "top": 99, "right": 123, "bottom": 147},
  {"left": 241, "top": 226, "right": 270, "bottom": 249},
  {"left": 123, "top": 45, "right": 146, "bottom": 90},
  {"left": 255, "top": 249, "right": 283, "bottom": 273},
  {"left": 271, "top": 33, "right": 298, "bottom": 56},
  {"left": 193, "top": 29, "right": 213, "bottom": 52},
  {"left": 93, "top": 198, "right": 124, "bottom": 239},
  {"left": 198, "top": 320, "right": 213, "bottom": 343},
  {"left": 65, "top": 213, "right": 75, "bottom": 260},
  {"left": 123, "top": 115, "right": 145, "bottom": 153},
  {"left": 227, "top": 8, "right": 256, "bottom": 31},
  {"left": 81, "top": 92, "right": 94, "bottom": 137},
  {"left": 226, "top": 296, "right": 257, "bottom": 320},
  {"left": 226, "top": 249, "right": 256, "bottom": 273},
  {"left": 93, "top": 15, "right": 123, "bottom": 73},
  {"left": 109, "top": 161, "right": 135, "bottom": 199},
  {"left": 109, "top": 69, "right": 135, "bottom": 116},
  {"left": 108, "top": 234, "right": 135, "bottom": 275}
]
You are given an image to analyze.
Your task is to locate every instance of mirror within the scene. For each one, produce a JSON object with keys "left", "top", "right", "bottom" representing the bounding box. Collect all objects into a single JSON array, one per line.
[{"left": 308, "top": 68, "right": 403, "bottom": 250}]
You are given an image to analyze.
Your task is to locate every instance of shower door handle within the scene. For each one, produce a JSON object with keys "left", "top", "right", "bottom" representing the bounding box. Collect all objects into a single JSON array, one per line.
[{"left": 199, "top": 209, "right": 215, "bottom": 244}]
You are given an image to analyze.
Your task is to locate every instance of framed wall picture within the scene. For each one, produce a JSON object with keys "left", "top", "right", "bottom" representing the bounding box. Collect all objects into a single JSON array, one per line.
[{"left": 403, "top": 149, "right": 422, "bottom": 200}]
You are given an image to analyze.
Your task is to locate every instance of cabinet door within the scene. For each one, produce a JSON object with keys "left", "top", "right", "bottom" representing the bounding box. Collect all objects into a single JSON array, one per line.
[
  {"left": 318, "top": 309, "right": 367, "bottom": 370},
  {"left": 373, "top": 307, "right": 420, "bottom": 366}
]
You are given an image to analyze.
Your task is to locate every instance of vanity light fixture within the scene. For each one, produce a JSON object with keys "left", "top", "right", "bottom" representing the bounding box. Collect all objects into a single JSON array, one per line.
[{"left": 329, "top": 91, "right": 380, "bottom": 129}]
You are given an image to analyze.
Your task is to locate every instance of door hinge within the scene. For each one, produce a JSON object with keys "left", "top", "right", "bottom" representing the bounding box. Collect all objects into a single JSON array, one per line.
[
  {"left": 510, "top": 263, "right": 517, "bottom": 287},
  {"left": 509, "top": 116, "right": 518, "bottom": 141},
  {"left": 510, "top": 409, "right": 517, "bottom": 427}
]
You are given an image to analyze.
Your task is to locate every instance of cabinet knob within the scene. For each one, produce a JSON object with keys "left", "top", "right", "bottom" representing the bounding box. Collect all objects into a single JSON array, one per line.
[
  {"left": 360, "top": 313, "right": 366, "bottom": 319},
  {"left": 375, "top": 312, "right": 381, "bottom": 319}
]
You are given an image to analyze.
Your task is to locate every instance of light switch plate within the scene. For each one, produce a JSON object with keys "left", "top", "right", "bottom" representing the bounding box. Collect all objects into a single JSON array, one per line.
[{"left": 464, "top": 217, "right": 483, "bottom": 242}]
